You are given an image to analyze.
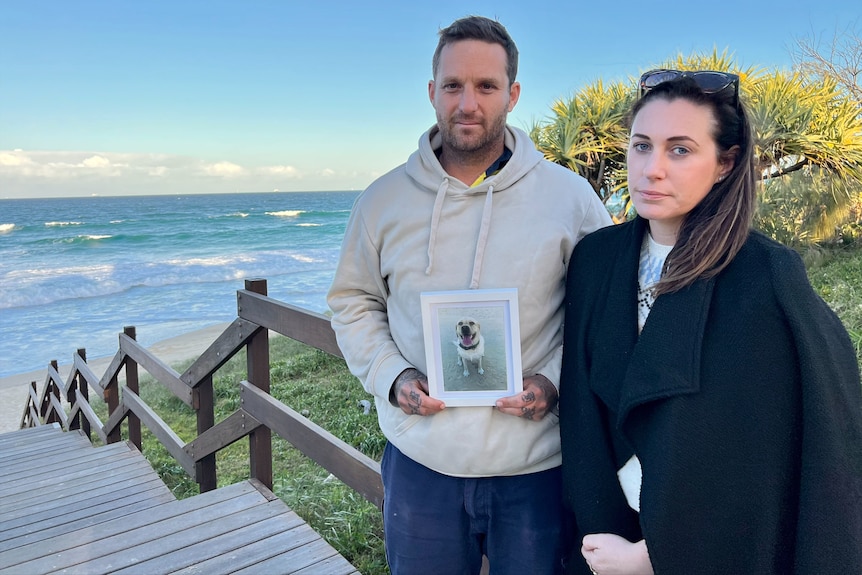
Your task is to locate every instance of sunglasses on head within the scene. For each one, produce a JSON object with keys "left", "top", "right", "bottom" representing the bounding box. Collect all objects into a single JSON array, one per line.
[{"left": 639, "top": 69, "right": 740, "bottom": 105}]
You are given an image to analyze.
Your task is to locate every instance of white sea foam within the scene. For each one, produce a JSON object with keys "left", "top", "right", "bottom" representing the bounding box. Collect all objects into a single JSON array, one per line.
[
  {"left": 0, "top": 223, "right": 15, "bottom": 233},
  {"left": 297, "top": 223, "right": 321, "bottom": 227},
  {"left": 266, "top": 210, "right": 303, "bottom": 217},
  {"left": 45, "top": 221, "right": 83, "bottom": 227},
  {"left": 82, "top": 234, "right": 112, "bottom": 240}
]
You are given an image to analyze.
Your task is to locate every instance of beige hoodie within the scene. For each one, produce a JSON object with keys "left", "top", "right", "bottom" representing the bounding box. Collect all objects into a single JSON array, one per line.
[{"left": 327, "top": 125, "right": 611, "bottom": 477}]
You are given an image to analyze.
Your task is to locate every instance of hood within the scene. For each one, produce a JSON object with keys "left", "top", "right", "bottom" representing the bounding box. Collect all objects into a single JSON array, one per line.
[
  {"left": 405, "top": 124, "right": 543, "bottom": 194},
  {"left": 404, "top": 124, "right": 544, "bottom": 288}
]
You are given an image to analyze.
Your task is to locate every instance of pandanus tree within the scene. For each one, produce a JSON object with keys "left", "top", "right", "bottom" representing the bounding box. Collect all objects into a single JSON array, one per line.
[
  {"left": 528, "top": 79, "right": 632, "bottom": 221},
  {"left": 748, "top": 71, "right": 862, "bottom": 244}
]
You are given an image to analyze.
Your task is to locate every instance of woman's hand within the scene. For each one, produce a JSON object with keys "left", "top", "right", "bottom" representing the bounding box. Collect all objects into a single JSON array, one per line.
[{"left": 582, "top": 534, "right": 653, "bottom": 575}]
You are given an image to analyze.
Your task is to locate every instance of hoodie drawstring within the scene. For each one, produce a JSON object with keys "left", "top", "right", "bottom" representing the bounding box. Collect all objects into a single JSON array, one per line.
[
  {"left": 425, "top": 178, "right": 449, "bottom": 276},
  {"left": 425, "top": 180, "right": 495, "bottom": 289},
  {"left": 469, "top": 185, "right": 494, "bottom": 289}
]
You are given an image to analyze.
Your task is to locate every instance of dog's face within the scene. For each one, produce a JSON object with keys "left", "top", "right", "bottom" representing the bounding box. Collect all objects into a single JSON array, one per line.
[{"left": 456, "top": 317, "right": 481, "bottom": 348}]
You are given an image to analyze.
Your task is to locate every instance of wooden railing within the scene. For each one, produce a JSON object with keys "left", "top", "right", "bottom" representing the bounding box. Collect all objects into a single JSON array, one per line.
[{"left": 19, "top": 278, "right": 384, "bottom": 510}]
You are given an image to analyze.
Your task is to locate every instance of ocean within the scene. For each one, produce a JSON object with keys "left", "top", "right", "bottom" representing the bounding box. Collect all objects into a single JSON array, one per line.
[{"left": 0, "top": 191, "right": 360, "bottom": 378}]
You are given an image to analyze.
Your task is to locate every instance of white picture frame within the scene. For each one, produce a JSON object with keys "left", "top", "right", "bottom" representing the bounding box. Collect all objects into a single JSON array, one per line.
[{"left": 420, "top": 288, "right": 523, "bottom": 407}]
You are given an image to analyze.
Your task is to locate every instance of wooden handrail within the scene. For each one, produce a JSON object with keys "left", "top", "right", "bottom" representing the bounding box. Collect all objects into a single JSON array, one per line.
[
  {"left": 123, "top": 387, "right": 196, "bottom": 477},
  {"left": 181, "top": 318, "right": 262, "bottom": 387},
  {"left": 119, "top": 334, "right": 193, "bottom": 407},
  {"left": 69, "top": 388, "right": 107, "bottom": 443},
  {"left": 17, "top": 278, "right": 384, "bottom": 511},
  {"left": 237, "top": 290, "right": 343, "bottom": 358},
  {"left": 240, "top": 381, "right": 384, "bottom": 508},
  {"left": 73, "top": 351, "right": 104, "bottom": 395}
]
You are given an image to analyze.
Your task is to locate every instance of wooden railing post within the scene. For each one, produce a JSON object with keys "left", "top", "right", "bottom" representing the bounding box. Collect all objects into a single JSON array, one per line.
[
  {"left": 42, "top": 360, "right": 60, "bottom": 425},
  {"left": 69, "top": 348, "right": 91, "bottom": 439},
  {"left": 244, "top": 278, "right": 272, "bottom": 490},
  {"left": 124, "top": 326, "right": 143, "bottom": 450},
  {"left": 105, "top": 340, "right": 121, "bottom": 443},
  {"left": 20, "top": 381, "right": 37, "bottom": 429},
  {"left": 194, "top": 374, "right": 217, "bottom": 492}
]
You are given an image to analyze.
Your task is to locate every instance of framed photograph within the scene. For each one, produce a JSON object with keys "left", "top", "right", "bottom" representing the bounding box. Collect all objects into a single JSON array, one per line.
[{"left": 420, "top": 288, "right": 523, "bottom": 407}]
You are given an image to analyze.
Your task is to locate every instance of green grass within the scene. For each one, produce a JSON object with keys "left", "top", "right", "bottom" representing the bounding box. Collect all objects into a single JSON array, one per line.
[
  {"left": 805, "top": 247, "right": 862, "bottom": 368},
  {"left": 85, "top": 248, "right": 861, "bottom": 575}
]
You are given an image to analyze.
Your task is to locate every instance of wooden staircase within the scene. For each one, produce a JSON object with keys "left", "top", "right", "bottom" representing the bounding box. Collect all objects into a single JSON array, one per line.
[{"left": 0, "top": 424, "right": 359, "bottom": 574}]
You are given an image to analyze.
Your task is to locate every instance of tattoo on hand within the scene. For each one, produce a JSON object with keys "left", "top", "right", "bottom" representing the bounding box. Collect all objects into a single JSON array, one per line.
[
  {"left": 522, "top": 391, "right": 536, "bottom": 403},
  {"left": 409, "top": 389, "right": 421, "bottom": 408},
  {"left": 521, "top": 406, "right": 536, "bottom": 420}
]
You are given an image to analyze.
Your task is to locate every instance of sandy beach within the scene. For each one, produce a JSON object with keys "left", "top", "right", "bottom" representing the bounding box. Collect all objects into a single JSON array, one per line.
[{"left": 0, "top": 322, "right": 232, "bottom": 434}]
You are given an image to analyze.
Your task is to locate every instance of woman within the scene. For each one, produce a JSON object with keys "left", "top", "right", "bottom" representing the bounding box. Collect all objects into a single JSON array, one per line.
[{"left": 559, "top": 69, "right": 862, "bottom": 575}]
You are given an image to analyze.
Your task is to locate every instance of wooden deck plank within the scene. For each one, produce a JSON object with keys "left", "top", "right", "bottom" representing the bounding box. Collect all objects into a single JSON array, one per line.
[
  {"left": 292, "top": 555, "right": 362, "bottom": 575},
  {"left": 0, "top": 460, "right": 167, "bottom": 519},
  {"left": 0, "top": 431, "right": 98, "bottom": 460},
  {"left": 0, "top": 422, "right": 81, "bottom": 441},
  {"left": 230, "top": 538, "right": 344, "bottom": 575},
  {"left": 0, "top": 482, "right": 174, "bottom": 549},
  {"left": 1, "top": 442, "right": 142, "bottom": 480},
  {"left": 63, "top": 504, "right": 298, "bottom": 574},
  {"left": 0, "top": 423, "right": 64, "bottom": 446},
  {"left": 0, "top": 433, "right": 93, "bottom": 465},
  {"left": 108, "top": 511, "right": 307, "bottom": 574},
  {"left": 0, "top": 434, "right": 125, "bottom": 467},
  {"left": 0, "top": 461, "right": 162, "bottom": 526},
  {"left": 0, "top": 475, "right": 171, "bottom": 541},
  {"left": 167, "top": 522, "right": 326, "bottom": 575},
  {"left": 1, "top": 482, "right": 265, "bottom": 572},
  {"left": 0, "top": 428, "right": 86, "bottom": 446},
  {"left": 0, "top": 439, "right": 131, "bottom": 478},
  {"left": 0, "top": 448, "right": 149, "bottom": 499}
]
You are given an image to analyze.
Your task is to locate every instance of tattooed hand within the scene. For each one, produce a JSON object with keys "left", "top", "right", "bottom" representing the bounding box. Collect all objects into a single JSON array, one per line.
[
  {"left": 389, "top": 368, "right": 446, "bottom": 416},
  {"left": 495, "top": 374, "right": 558, "bottom": 420}
]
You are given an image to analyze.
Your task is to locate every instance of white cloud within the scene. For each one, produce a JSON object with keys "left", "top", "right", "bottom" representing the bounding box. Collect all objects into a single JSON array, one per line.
[
  {"left": 147, "top": 166, "right": 169, "bottom": 177},
  {"left": 0, "top": 150, "right": 171, "bottom": 179},
  {"left": 0, "top": 151, "right": 35, "bottom": 167},
  {"left": 0, "top": 149, "right": 374, "bottom": 198},
  {"left": 201, "top": 161, "right": 245, "bottom": 178},
  {"left": 81, "top": 155, "right": 113, "bottom": 168},
  {"left": 258, "top": 165, "right": 299, "bottom": 177}
]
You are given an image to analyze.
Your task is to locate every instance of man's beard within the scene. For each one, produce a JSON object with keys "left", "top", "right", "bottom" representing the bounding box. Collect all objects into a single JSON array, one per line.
[{"left": 437, "top": 112, "right": 508, "bottom": 159}]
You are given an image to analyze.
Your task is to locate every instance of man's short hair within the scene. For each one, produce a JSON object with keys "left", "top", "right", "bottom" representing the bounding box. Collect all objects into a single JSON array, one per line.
[{"left": 432, "top": 15, "right": 519, "bottom": 86}]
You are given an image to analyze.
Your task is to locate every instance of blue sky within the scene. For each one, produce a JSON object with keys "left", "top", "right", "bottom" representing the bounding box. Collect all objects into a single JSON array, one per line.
[{"left": 0, "top": 0, "right": 857, "bottom": 198}]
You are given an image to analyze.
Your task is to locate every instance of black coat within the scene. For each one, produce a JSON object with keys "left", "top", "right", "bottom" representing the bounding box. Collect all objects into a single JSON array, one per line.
[{"left": 559, "top": 217, "right": 862, "bottom": 574}]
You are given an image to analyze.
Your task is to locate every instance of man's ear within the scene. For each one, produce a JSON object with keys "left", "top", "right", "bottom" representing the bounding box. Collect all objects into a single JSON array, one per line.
[{"left": 507, "top": 81, "right": 521, "bottom": 112}]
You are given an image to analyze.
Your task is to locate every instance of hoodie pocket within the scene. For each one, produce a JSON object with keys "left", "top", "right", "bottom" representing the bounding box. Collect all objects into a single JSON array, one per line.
[
  {"left": 393, "top": 413, "right": 423, "bottom": 436},
  {"left": 380, "top": 403, "right": 424, "bottom": 437}
]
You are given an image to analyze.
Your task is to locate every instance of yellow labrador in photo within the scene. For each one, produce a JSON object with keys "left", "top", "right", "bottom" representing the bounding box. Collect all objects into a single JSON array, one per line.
[{"left": 454, "top": 317, "right": 485, "bottom": 376}]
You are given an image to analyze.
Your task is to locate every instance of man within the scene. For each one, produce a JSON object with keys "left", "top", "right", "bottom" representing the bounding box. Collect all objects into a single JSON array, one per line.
[{"left": 327, "top": 15, "right": 612, "bottom": 574}]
